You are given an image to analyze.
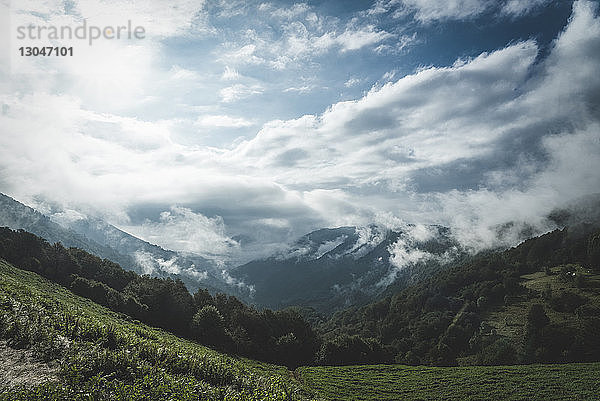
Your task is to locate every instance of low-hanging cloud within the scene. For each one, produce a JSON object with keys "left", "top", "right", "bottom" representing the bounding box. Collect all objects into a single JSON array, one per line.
[
  {"left": 124, "top": 206, "right": 240, "bottom": 261},
  {"left": 133, "top": 250, "right": 209, "bottom": 280}
]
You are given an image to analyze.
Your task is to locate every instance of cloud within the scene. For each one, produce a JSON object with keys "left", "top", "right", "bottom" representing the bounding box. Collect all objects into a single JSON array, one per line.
[
  {"left": 133, "top": 250, "right": 209, "bottom": 280},
  {"left": 123, "top": 207, "right": 240, "bottom": 261},
  {"left": 170, "top": 66, "right": 200, "bottom": 81},
  {"left": 220, "top": 83, "right": 264, "bottom": 103},
  {"left": 335, "top": 25, "right": 394, "bottom": 52},
  {"left": 263, "top": 2, "right": 310, "bottom": 20},
  {"left": 398, "top": 0, "right": 493, "bottom": 22},
  {"left": 383, "top": 238, "right": 433, "bottom": 285},
  {"left": 227, "top": 0, "right": 600, "bottom": 247},
  {"left": 283, "top": 85, "right": 316, "bottom": 94},
  {"left": 218, "top": 5, "right": 396, "bottom": 71},
  {"left": 221, "top": 66, "right": 240, "bottom": 81},
  {"left": 196, "top": 115, "right": 254, "bottom": 128},
  {"left": 381, "top": 0, "right": 556, "bottom": 22},
  {"left": 221, "top": 269, "right": 255, "bottom": 294},
  {"left": 72, "top": 0, "right": 212, "bottom": 38},
  {"left": 501, "top": 0, "right": 553, "bottom": 17},
  {"left": 231, "top": 40, "right": 540, "bottom": 184},
  {"left": 344, "top": 78, "right": 362, "bottom": 88}
]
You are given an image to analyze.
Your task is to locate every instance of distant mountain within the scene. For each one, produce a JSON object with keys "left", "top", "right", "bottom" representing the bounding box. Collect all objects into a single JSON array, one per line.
[
  {"left": 55, "top": 215, "right": 247, "bottom": 296},
  {"left": 231, "top": 225, "right": 465, "bottom": 314},
  {"left": 0, "top": 193, "right": 137, "bottom": 271},
  {"left": 0, "top": 193, "right": 249, "bottom": 299}
]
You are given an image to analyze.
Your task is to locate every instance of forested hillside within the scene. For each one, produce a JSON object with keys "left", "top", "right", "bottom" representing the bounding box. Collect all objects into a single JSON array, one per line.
[{"left": 318, "top": 223, "right": 600, "bottom": 366}]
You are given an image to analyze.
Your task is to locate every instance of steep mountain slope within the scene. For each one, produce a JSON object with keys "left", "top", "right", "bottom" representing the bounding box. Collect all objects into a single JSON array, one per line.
[
  {"left": 232, "top": 225, "right": 464, "bottom": 314},
  {"left": 3, "top": 258, "right": 599, "bottom": 401},
  {"left": 0, "top": 193, "right": 137, "bottom": 271},
  {"left": 0, "top": 193, "right": 248, "bottom": 298},
  {"left": 0, "top": 227, "right": 319, "bottom": 367},
  {"left": 52, "top": 214, "right": 249, "bottom": 297}
]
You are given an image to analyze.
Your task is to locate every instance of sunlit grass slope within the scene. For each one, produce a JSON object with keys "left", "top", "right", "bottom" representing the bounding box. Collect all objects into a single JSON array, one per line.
[{"left": 0, "top": 259, "right": 313, "bottom": 400}]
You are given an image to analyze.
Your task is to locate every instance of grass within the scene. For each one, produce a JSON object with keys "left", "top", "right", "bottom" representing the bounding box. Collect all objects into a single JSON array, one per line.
[
  {"left": 0, "top": 259, "right": 311, "bottom": 400},
  {"left": 298, "top": 363, "right": 600, "bottom": 401}
]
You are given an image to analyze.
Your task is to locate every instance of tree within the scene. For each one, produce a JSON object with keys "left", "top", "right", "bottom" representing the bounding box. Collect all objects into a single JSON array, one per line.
[
  {"left": 527, "top": 304, "right": 550, "bottom": 331},
  {"left": 587, "top": 232, "right": 600, "bottom": 272},
  {"left": 193, "top": 288, "right": 214, "bottom": 308},
  {"left": 190, "top": 305, "right": 227, "bottom": 346}
]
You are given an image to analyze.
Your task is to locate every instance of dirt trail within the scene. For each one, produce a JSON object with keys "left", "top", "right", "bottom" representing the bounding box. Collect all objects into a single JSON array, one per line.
[{"left": 0, "top": 341, "right": 59, "bottom": 388}]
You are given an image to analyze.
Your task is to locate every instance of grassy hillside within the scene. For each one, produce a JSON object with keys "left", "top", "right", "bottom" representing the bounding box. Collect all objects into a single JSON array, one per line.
[
  {"left": 479, "top": 264, "right": 600, "bottom": 360},
  {"left": 0, "top": 259, "right": 312, "bottom": 400},
  {"left": 299, "top": 363, "right": 600, "bottom": 401}
]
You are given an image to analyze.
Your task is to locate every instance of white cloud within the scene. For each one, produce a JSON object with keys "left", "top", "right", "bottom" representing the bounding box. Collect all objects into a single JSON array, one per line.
[
  {"left": 283, "top": 85, "right": 316, "bottom": 93},
  {"left": 196, "top": 114, "right": 254, "bottom": 128},
  {"left": 73, "top": 0, "right": 211, "bottom": 38},
  {"left": 336, "top": 25, "right": 394, "bottom": 52},
  {"left": 170, "top": 66, "right": 199, "bottom": 80},
  {"left": 221, "top": 269, "right": 255, "bottom": 294},
  {"left": 221, "top": 66, "right": 240, "bottom": 81},
  {"left": 383, "top": 238, "right": 433, "bottom": 285},
  {"left": 217, "top": 7, "right": 395, "bottom": 71},
  {"left": 501, "top": 0, "right": 553, "bottom": 17},
  {"left": 266, "top": 2, "right": 310, "bottom": 19},
  {"left": 226, "top": 1, "right": 600, "bottom": 247},
  {"left": 392, "top": 0, "right": 555, "bottom": 22},
  {"left": 399, "top": 0, "right": 493, "bottom": 22},
  {"left": 218, "top": 43, "right": 265, "bottom": 66},
  {"left": 232, "top": 40, "right": 540, "bottom": 182},
  {"left": 133, "top": 250, "right": 209, "bottom": 279},
  {"left": 124, "top": 206, "right": 240, "bottom": 260},
  {"left": 220, "top": 83, "right": 264, "bottom": 102},
  {"left": 344, "top": 78, "right": 362, "bottom": 88},
  {"left": 1, "top": 0, "right": 599, "bottom": 263}
]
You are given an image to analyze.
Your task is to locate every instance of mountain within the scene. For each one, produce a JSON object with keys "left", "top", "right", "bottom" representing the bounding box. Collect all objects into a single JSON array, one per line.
[
  {"left": 231, "top": 225, "right": 465, "bottom": 314},
  {"left": 51, "top": 214, "right": 250, "bottom": 297},
  {"left": 0, "top": 226, "right": 319, "bottom": 368},
  {"left": 0, "top": 193, "right": 248, "bottom": 298},
  {"left": 319, "top": 221, "right": 600, "bottom": 366},
  {"left": 0, "top": 193, "right": 137, "bottom": 271}
]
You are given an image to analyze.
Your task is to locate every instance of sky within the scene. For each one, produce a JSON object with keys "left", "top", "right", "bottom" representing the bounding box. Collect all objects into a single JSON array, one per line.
[{"left": 1, "top": 0, "right": 599, "bottom": 266}]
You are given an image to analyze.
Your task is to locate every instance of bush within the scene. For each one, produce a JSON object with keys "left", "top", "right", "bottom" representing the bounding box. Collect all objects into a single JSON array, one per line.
[
  {"left": 478, "top": 339, "right": 518, "bottom": 365},
  {"left": 548, "top": 291, "right": 587, "bottom": 313}
]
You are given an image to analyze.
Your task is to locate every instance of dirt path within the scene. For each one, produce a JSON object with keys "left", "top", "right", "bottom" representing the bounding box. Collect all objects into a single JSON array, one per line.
[{"left": 0, "top": 341, "right": 59, "bottom": 388}]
